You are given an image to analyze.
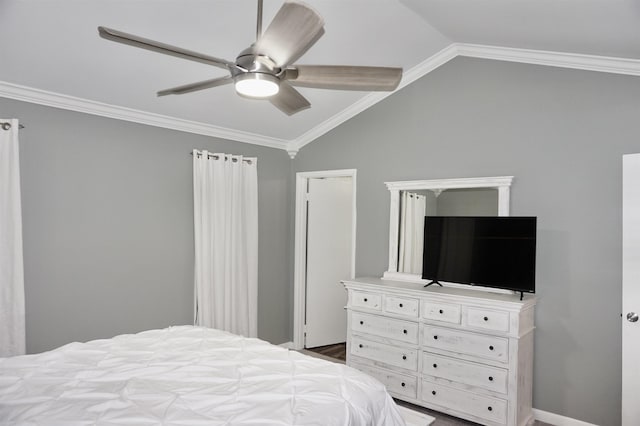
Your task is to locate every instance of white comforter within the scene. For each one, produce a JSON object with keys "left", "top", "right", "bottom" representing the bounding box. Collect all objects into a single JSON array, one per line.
[{"left": 0, "top": 326, "right": 405, "bottom": 425}]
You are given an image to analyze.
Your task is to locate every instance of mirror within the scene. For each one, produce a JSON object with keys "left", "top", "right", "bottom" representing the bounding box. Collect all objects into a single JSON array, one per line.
[{"left": 383, "top": 176, "right": 513, "bottom": 283}]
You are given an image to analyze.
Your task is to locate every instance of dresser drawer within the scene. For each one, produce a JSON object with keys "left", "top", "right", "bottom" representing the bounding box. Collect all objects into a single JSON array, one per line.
[
  {"left": 351, "top": 291, "right": 382, "bottom": 311},
  {"left": 384, "top": 296, "right": 419, "bottom": 318},
  {"left": 421, "top": 380, "right": 508, "bottom": 424},
  {"left": 351, "top": 312, "right": 419, "bottom": 344},
  {"left": 423, "top": 301, "right": 461, "bottom": 324},
  {"left": 467, "top": 307, "right": 510, "bottom": 333},
  {"left": 423, "top": 352, "right": 508, "bottom": 394},
  {"left": 352, "top": 363, "right": 418, "bottom": 399},
  {"left": 424, "top": 326, "right": 509, "bottom": 363},
  {"left": 351, "top": 337, "right": 418, "bottom": 371}
]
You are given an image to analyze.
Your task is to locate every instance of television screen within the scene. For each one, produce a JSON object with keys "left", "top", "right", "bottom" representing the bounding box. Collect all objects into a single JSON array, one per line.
[{"left": 422, "top": 216, "right": 536, "bottom": 293}]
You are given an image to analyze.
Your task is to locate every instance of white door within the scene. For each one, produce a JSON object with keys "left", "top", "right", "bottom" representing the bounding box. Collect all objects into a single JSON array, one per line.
[
  {"left": 305, "top": 177, "right": 353, "bottom": 348},
  {"left": 623, "top": 153, "right": 640, "bottom": 425}
]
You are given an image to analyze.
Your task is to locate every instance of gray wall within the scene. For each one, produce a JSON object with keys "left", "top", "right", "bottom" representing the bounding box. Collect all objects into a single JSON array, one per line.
[
  {"left": 436, "top": 188, "right": 498, "bottom": 216},
  {"left": 293, "top": 57, "right": 640, "bottom": 426},
  {"left": 0, "top": 97, "right": 293, "bottom": 353},
  {"left": 4, "top": 54, "right": 638, "bottom": 425}
]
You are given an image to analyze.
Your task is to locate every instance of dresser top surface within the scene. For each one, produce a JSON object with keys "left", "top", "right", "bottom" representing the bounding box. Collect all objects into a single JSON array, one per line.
[{"left": 343, "top": 277, "right": 536, "bottom": 308}]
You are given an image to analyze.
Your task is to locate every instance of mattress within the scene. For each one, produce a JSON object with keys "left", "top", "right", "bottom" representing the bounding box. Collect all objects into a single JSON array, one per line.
[{"left": 0, "top": 326, "right": 405, "bottom": 425}]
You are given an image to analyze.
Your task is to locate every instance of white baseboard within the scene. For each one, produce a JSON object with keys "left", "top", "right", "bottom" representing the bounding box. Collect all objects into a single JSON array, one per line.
[
  {"left": 278, "top": 341, "right": 295, "bottom": 349},
  {"left": 533, "top": 409, "right": 598, "bottom": 426}
]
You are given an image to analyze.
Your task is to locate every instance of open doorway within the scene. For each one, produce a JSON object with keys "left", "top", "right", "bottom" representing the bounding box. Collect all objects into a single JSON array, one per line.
[{"left": 293, "top": 169, "right": 356, "bottom": 360}]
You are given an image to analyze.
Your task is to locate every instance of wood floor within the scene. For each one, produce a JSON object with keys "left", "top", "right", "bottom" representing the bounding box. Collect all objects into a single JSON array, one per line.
[{"left": 306, "top": 342, "right": 346, "bottom": 361}]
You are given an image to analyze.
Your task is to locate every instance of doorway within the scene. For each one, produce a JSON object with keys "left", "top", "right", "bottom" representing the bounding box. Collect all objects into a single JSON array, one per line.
[
  {"left": 622, "top": 153, "right": 640, "bottom": 425},
  {"left": 293, "top": 170, "right": 356, "bottom": 351}
]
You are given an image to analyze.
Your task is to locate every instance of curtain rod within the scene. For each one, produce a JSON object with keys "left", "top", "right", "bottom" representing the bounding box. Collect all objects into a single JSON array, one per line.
[
  {"left": 0, "top": 122, "right": 25, "bottom": 131},
  {"left": 190, "top": 151, "right": 254, "bottom": 165}
]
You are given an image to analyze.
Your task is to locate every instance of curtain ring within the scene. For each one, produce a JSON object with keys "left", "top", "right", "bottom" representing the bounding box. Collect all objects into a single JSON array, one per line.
[{"left": 1, "top": 123, "right": 11, "bottom": 131}]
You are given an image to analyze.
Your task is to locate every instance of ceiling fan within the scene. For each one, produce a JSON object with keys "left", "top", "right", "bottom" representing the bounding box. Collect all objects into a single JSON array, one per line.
[{"left": 98, "top": 0, "right": 403, "bottom": 116}]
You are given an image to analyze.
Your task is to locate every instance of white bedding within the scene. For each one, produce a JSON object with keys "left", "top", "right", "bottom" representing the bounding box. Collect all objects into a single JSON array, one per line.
[{"left": 0, "top": 326, "right": 405, "bottom": 425}]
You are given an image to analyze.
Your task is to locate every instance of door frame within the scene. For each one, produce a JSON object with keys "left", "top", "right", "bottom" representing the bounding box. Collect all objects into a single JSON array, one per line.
[
  {"left": 622, "top": 153, "right": 640, "bottom": 425},
  {"left": 293, "top": 169, "right": 357, "bottom": 350}
]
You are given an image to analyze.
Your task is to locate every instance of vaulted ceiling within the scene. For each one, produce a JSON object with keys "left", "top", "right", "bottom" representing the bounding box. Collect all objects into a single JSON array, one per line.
[{"left": 1, "top": 0, "right": 639, "bottom": 156}]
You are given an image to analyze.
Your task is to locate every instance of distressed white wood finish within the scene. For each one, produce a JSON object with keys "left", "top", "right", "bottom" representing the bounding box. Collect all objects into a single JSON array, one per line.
[
  {"left": 352, "top": 362, "right": 419, "bottom": 399},
  {"left": 344, "top": 277, "right": 535, "bottom": 426},
  {"left": 351, "top": 290, "right": 382, "bottom": 311},
  {"left": 423, "top": 301, "right": 462, "bottom": 324},
  {"left": 425, "top": 325, "right": 509, "bottom": 363},
  {"left": 423, "top": 352, "right": 508, "bottom": 394},
  {"left": 351, "top": 311, "right": 419, "bottom": 345},
  {"left": 385, "top": 295, "right": 420, "bottom": 317},
  {"left": 383, "top": 176, "right": 513, "bottom": 285},
  {"left": 466, "top": 307, "right": 511, "bottom": 333},
  {"left": 421, "top": 381, "right": 508, "bottom": 424},
  {"left": 351, "top": 336, "right": 419, "bottom": 370}
]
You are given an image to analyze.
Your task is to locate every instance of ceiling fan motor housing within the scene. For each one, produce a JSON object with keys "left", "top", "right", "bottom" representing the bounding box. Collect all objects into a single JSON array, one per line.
[
  {"left": 233, "top": 50, "right": 283, "bottom": 98},
  {"left": 233, "top": 50, "right": 282, "bottom": 98}
]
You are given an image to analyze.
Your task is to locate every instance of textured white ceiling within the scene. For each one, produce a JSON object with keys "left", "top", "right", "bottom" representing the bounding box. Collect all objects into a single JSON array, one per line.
[
  {"left": 402, "top": 0, "right": 640, "bottom": 58},
  {"left": 1, "top": 0, "right": 638, "bottom": 150}
]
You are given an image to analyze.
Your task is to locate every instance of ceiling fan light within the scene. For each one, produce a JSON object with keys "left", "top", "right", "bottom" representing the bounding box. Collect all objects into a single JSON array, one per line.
[{"left": 235, "top": 73, "right": 280, "bottom": 98}]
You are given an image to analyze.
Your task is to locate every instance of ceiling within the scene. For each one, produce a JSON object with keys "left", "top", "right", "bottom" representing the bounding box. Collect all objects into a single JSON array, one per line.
[{"left": 1, "top": 0, "right": 639, "bottom": 155}]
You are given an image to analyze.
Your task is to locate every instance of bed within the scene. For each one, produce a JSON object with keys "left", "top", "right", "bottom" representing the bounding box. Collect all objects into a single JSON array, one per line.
[{"left": 0, "top": 326, "right": 405, "bottom": 425}]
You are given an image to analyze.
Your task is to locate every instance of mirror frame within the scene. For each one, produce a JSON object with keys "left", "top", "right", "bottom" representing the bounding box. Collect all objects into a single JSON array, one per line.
[{"left": 383, "top": 176, "right": 513, "bottom": 283}]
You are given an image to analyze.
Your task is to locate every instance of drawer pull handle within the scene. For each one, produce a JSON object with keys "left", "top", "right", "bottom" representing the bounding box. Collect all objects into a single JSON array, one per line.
[
  {"left": 438, "top": 309, "right": 443, "bottom": 314},
  {"left": 358, "top": 344, "right": 363, "bottom": 348},
  {"left": 433, "top": 363, "right": 437, "bottom": 368},
  {"left": 401, "top": 382, "right": 406, "bottom": 387},
  {"left": 489, "top": 345, "right": 494, "bottom": 351},
  {"left": 402, "top": 355, "right": 407, "bottom": 360},
  {"left": 364, "top": 298, "right": 368, "bottom": 302},
  {"left": 484, "top": 316, "right": 489, "bottom": 321},
  {"left": 431, "top": 390, "right": 436, "bottom": 396},
  {"left": 399, "top": 303, "right": 403, "bottom": 308},
  {"left": 488, "top": 407, "right": 493, "bottom": 412},
  {"left": 403, "top": 329, "right": 407, "bottom": 334},
  {"left": 489, "top": 376, "right": 494, "bottom": 381},
  {"left": 359, "top": 321, "right": 364, "bottom": 325},
  {"left": 433, "top": 335, "right": 438, "bottom": 340}
]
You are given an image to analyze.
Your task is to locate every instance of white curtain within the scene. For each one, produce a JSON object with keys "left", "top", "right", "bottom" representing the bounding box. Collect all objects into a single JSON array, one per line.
[
  {"left": 193, "top": 150, "right": 258, "bottom": 337},
  {"left": 0, "top": 119, "right": 25, "bottom": 356},
  {"left": 399, "top": 191, "right": 426, "bottom": 274}
]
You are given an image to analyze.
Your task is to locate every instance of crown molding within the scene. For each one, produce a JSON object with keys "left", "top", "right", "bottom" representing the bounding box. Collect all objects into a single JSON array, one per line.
[
  {"left": 0, "top": 81, "right": 289, "bottom": 151},
  {"left": 287, "top": 43, "right": 640, "bottom": 156},
  {"left": 455, "top": 43, "right": 640, "bottom": 77},
  {"left": 2, "top": 43, "right": 640, "bottom": 157}
]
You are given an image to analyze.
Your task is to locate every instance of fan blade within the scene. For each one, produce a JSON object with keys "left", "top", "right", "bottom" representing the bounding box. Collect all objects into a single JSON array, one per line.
[
  {"left": 286, "top": 65, "right": 403, "bottom": 91},
  {"left": 269, "top": 82, "right": 311, "bottom": 115},
  {"left": 157, "top": 76, "right": 233, "bottom": 97},
  {"left": 98, "top": 26, "right": 234, "bottom": 70},
  {"left": 254, "top": 1, "right": 325, "bottom": 68}
]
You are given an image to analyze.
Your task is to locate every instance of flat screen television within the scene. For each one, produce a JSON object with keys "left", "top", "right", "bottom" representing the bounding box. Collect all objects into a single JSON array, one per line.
[{"left": 422, "top": 216, "right": 536, "bottom": 295}]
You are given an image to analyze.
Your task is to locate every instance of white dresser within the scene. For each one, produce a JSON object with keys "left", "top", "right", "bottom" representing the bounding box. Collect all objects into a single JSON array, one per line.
[{"left": 343, "top": 277, "right": 536, "bottom": 426}]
